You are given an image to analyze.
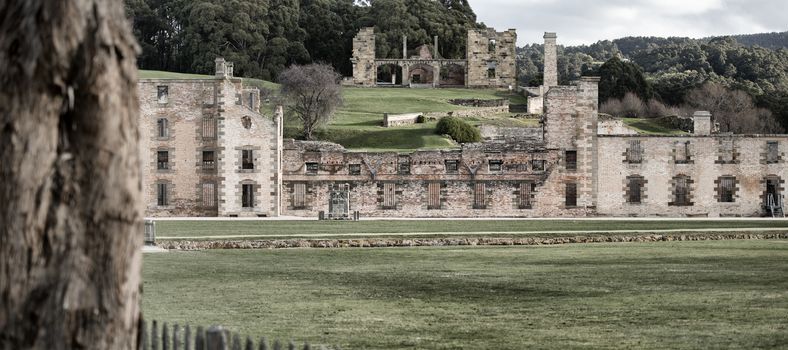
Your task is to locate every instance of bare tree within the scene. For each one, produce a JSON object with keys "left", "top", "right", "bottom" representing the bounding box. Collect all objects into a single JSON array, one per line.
[
  {"left": 279, "top": 63, "right": 343, "bottom": 140},
  {"left": 0, "top": 0, "right": 142, "bottom": 348},
  {"left": 685, "top": 82, "right": 783, "bottom": 134}
]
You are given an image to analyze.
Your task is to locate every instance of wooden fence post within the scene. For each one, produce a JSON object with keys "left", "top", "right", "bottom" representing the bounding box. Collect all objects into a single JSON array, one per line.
[
  {"left": 258, "top": 337, "right": 268, "bottom": 350},
  {"left": 139, "top": 319, "right": 148, "bottom": 350},
  {"left": 173, "top": 324, "right": 180, "bottom": 350},
  {"left": 163, "top": 322, "right": 170, "bottom": 350},
  {"left": 152, "top": 320, "right": 159, "bottom": 350},
  {"left": 195, "top": 326, "right": 205, "bottom": 350},
  {"left": 185, "top": 325, "right": 192, "bottom": 350},
  {"left": 206, "top": 326, "right": 228, "bottom": 350}
]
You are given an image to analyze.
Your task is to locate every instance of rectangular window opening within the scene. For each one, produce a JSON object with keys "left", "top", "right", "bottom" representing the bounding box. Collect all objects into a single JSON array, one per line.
[
  {"left": 626, "top": 176, "right": 644, "bottom": 204},
  {"left": 305, "top": 162, "right": 319, "bottom": 175},
  {"left": 427, "top": 182, "right": 441, "bottom": 210},
  {"left": 202, "top": 150, "right": 215, "bottom": 171},
  {"left": 242, "top": 150, "right": 254, "bottom": 170},
  {"left": 565, "top": 150, "right": 577, "bottom": 171},
  {"left": 157, "top": 86, "right": 168, "bottom": 104},
  {"left": 202, "top": 117, "right": 216, "bottom": 140},
  {"left": 767, "top": 141, "right": 779, "bottom": 163},
  {"left": 445, "top": 160, "right": 459, "bottom": 174},
  {"left": 293, "top": 183, "right": 306, "bottom": 208},
  {"left": 398, "top": 156, "right": 411, "bottom": 175},
  {"left": 519, "top": 182, "right": 533, "bottom": 209},
  {"left": 718, "top": 176, "right": 735, "bottom": 203},
  {"left": 627, "top": 140, "right": 642, "bottom": 163},
  {"left": 673, "top": 176, "right": 691, "bottom": 206},
  {"left": 202, "top": 182, "right": 216, "bottom": 207},
  {"left": 382, "top": 183, "right": 396, "bottom": 209},
  {"left": 242, "top": 184, "right": 254, "bottom": 208},
  {"left": 565, "top": 183, "right": 577, "bottom": 207},
  {"left": 349, "top": 164, "right": 361, "bottom": 175},
  {"left": 157, "top": 118, "right": 169, "bottom": 138},
  {"left": 157, "top": 150, "right": 169, "bottom": 170},
  {"left": 157, "top": 183, "right": 168, "bottom": 206},
  {"left": 474, "top": 182, "right": 487, "bottom": 209},
  {"left": 488, "top": 160, "right": 503, "bottom": 172},
  {"left": 532, "top": 160, "right": 545, "bottom": 171},
  {"left": 675, "top": 141, "right": 689, "bottom": 163}
]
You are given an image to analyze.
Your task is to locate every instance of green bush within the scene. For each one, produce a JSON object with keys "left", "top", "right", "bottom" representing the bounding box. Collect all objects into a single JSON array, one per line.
[
  {"left": 416, "top": 115, "right": 426, "bottom": 123},
  {"left": 435, "top": 117, "right": 481, "bottom": 143}
]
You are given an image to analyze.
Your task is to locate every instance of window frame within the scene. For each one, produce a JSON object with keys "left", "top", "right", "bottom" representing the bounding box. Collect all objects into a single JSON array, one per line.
[{"left": 241, "top": 149, "right": 254, "bottom": 170}]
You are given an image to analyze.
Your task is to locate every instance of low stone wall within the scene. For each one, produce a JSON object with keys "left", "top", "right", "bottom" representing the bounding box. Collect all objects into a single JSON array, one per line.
[
  {"left": 597, "top": 119, "right": 638, "bottom": 135},
  {"left": 383, "top": 112, "right": 422, "bottom": 127},
  {"left": 157, "top": 232, "right": 788, "bottom": 250},
  {"left": 448, "top": 98, "right": 508, "bottom": 108},
  {"left": 480, "top": 125, "right": 544, "bottom": 142},
  {"left": 424, "top": 105, "right": 509, "bottom": 119}
]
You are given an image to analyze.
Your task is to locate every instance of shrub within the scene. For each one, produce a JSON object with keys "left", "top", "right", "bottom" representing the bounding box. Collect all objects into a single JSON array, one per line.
[
  {"left": 416, "top": 115, "right": 426, "bottom": 123},
  {"left": 436, "top": 117, "right": 481, "bottom": 143}
]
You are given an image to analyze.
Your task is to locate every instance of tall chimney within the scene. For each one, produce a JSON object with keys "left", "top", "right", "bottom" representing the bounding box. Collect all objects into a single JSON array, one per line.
[
  {"left": 434, "top": 35, "right": 439, "bottom": 59},
  {"left": 215, "top": 57, "right": 227, "bottom": 78},
  {"left": 403, "top": 35, "right": 407, "bottom": 59},
  {"left": 543, "top": 32, "right": 558, "bottom": 88},
  {"left": 693, "top": 111, "right": 712, "bottom": 135}
]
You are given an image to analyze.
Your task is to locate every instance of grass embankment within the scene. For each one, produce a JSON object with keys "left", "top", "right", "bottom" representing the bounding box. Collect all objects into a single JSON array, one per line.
[
  {"left": 142, "top": 240, "right": 788, "bottom": 349},
  {"left": 154, "top": 219, "right": 788, "bottom": 240},
  {"left": 623, "top": 117, "right": 688, "bottom": 135}
]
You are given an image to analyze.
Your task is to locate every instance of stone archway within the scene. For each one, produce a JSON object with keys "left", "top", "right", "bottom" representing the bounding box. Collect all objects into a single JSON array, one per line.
[
  {"left": 440, "top": 63, "right": 466, "bottom": 86},
  {"left": 376, "top": 63, "right": 403, "bottom": 85},
  {"left": 408, "top": 63, "right": 435, "bottom": 85}
]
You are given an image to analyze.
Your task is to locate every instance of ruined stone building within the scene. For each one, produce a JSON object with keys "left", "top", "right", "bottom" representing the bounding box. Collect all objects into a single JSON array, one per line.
[
  {"left": 348, "top": 27, "right": 517, "bottom": 88},
  {"left": 140, "top": 55, "right": 788, "bottom": 218}
]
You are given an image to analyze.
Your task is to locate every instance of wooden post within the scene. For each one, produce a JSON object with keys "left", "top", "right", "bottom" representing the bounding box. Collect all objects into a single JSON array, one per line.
[
  {"left": 185, "top": 325, "right": 192, "bottom": 350},
  {"left": 232, "top": 333, "right": 242, "bottom": 350},
  {"left": 139, "top": 319, "right": 148, "bottom": 350},
  {"left": 173, "top": 324, "right": 180, "bottom": 350},
  {"left": 195, "top": 326, "right": 205, "bottom": 350},
  {"left": 206, "top": 326, "right": 228, "bottom": 350},
  {"left": 245, "top": 337, "right": 254, "bottom": 350},
  {"left": 259, "top": 337, "right": 269, "bottom": 350},
  {"left": 152, "top": 320, "right": 159, "bottom": 350},
  {"left": 163, "top": 322, "right": 170, "bottom": 350}
]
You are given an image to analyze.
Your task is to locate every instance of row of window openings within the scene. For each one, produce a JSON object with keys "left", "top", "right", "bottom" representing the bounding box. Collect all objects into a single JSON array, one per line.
[
  {"left": 292, "top": 182, "right": 536, "bottom": 210},
  {"left": 157, "top": 182, "right": 256, "bottom": 208},
  {"left": 157, "top": 85, "right": 218, "bottom": 105},
  {"left": 621, "top": 175, "right": 773, "bottom": 205},
  {"left": 625, "top": 140, "right": 780, "bottom": 164},
  {"left": 157, "top": 117, "right": 217, "bottom": 140},
  {"left": 156, "top": 150, "right": 253, "bottom": 171},
  {"left": 304, "top": 159, "right": 548, "bottom": 175}
]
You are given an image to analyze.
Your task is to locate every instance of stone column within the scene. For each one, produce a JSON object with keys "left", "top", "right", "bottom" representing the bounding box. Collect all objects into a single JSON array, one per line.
[
  {"left": 433, "top": 63, "right": 441, "bottom": 88},
  {"left": 543, "top": 32, "right": 558, "bottom": 88},
  {"left": 401, "top": 63, "right": 410, "bottom": 86},
  {"left": 403, "top": 35, "right": 408, "bottom": 59},
  {"left": 434, "top": 36, "right": 439, "bottom": 58},
  {"left": 215, "top": 57, "right": 227, "bottom": 78}
]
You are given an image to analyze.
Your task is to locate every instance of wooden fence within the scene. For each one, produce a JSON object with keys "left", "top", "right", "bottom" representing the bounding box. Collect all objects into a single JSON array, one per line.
[{"left": 139, "top": 319, "right": 332, "bottom": 350}]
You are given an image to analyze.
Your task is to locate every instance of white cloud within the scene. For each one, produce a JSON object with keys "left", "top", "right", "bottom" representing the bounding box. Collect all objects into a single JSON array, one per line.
[{"left": 468, "top": 0, "right": 787, "bottom": 46}]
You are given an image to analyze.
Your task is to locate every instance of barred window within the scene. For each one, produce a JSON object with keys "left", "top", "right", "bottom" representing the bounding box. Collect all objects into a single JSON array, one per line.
[
  {"left": 627, "top": 140, "right": 642, "bottom": 163},
  {"left": 382, "top": 183, "right": 396, "bottom": 209},
  {"left": 445, "top": 160, "right": 459, "bottom": 174},
  {"left": 398, "top": 156, "right": 410, "bottom": 175},
  {"left": 293, "top": 183, "right": 306, "bottom": 208},
  {"left": 565, "top": 150, "right": 577, "bottom": 170},
  {"left": 488, "top": 39, "right": 496, "bottom": 52},
  {"left": 157, "top": 118, "right": 169, "bottom": 138},
  {"left": 672, "top": 175, "right": 692, "bottom": 206},
  {"left": 532, "top": 160, "right": 545, "bottom": 171},
  {"left": 565, "top": 183, "right": 577, "bottom": 207},
  {"left": 202, "top": 117, "right": 216, "bottom": 140},
  {"left": 474, "top": 182, "right": 487, "bottom": 209},
  {"left": 157, "top": 86, "right": 168, "bottom": 104},
  {"left": 719, "top": 139, "right": 735, "bottom": 163},
  {"left": 675, "top": 141, "right": 690, "bottom": 163},
  {"left": 202, "top": 151, "right": 215, "bottom": 171},
  {"left": 488, "top": 160, "right": 503, "bottom": 172},
  {"left": 202, "top": 182, "right": 216, "bottom": 207},
  {"left": 157, "top": 183, "right": 168, "bottom": 206},
  {"left": 349, "top": 164, "right": 361, "bottom": 175},
  {"left": 626, "top": 175, "right": 644, "bottom": 204},
  {"left": 767, "top": 141, "right": 779, "bottom": 163},
  {"left": 427, "top": 182, "right": 441, "bottom": 210},
  {"left": 305, "top": 162, "right": 319, "bottom": 175},
  {"left": 718, "top": 176, "right": 736, "bottom": 203},
  {"left": 242, "top": 184, "right": 254, "bottom": 208},
  {"left": 519, "top": 182, "right": 533, "bottom": 209},
  {"left": 242, "top": 150, "right": 254, "bottom": 170},
  {"left": 157, "top": 150, "right": 169, "bottom": 170}
]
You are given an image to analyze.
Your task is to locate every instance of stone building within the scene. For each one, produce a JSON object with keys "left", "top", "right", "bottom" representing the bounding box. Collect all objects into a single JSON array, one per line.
[
  {"left": 140, "top": 57, "right": 788, "bottom": 218},
  {"left": 348, "top": 27, "right": 517, "bottom": 88},
  {"left": 139, "top": 58, "right": 282, "bottom": 217}
]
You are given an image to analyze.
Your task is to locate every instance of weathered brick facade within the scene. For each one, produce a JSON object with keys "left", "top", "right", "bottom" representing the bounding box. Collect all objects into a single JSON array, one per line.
[{"left": 140, "top": 59, "right": 788, "bottom": 218}]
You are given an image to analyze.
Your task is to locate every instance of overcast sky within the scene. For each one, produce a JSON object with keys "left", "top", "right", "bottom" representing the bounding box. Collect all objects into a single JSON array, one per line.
[{"left": 467, "top": 0, "right": 788, "bottom": 46}]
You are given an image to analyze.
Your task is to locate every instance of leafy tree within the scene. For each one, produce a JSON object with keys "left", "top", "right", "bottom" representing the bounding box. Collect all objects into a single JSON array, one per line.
[
  {"left": 685, "top": 82, "right": 783, "bottom": 134},
  {"left": 279, "top": 63, "right": 344, "bottom": 139},
  {"left": 436, "top": 117, "right": 481, "bottom": 143},
  {"left": 597, "top": 57, "right": 653, "bottom": 103}
]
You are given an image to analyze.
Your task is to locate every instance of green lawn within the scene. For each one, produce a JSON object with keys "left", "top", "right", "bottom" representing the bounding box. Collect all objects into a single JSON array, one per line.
[
  {"left": 624, "top": 118, "right": 688, "bottom": 135},
  {"left": 154, "top": 219, "right": 788, "bottom": 240},
  {"left": 142, "top": 240, "right": 788, "bottom": 349}
]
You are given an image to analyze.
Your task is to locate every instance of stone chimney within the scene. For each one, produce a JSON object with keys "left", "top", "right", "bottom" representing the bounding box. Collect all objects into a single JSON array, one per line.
[
  {"left": 215, "top": 57, "right": 227, "bottom": 78},
  {"left": 693, "top": 111, "right": 712, "bottom": 135},
  {"left": 543, "top": 32, "right": 558, "bottom": 88}
]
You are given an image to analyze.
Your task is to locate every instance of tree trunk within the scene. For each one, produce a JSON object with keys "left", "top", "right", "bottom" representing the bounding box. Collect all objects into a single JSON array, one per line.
[{"left": 0, "top": 0, "right": 142, "bottom": 349}]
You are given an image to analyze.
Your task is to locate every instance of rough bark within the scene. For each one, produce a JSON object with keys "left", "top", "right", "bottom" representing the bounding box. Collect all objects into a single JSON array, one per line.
[{"left": 0, "top": 0, "right": 142, "bottom": 349}]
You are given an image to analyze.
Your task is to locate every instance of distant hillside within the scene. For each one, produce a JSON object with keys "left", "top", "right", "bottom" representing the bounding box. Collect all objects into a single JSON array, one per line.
[{"left": 727, "top": 31, "right": 788, "bottom": 50}]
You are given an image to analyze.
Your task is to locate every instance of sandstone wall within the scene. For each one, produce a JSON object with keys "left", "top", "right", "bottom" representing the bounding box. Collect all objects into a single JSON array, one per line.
[
  {"left": 466, "top": 29, "right": 517, "bottom": 88},
  {"left": 139, "top": 79, "right": 220, "bottom": 216},
  {"left": 597, "top": 135, "right": 788, "bottom": 217},
  {"left": 351, "top": 27, "right": 376, "bottom": 86}
]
